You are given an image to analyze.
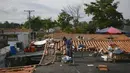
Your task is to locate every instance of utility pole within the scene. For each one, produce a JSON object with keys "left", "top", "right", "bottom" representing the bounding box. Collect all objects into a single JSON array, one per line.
[
  {"left": 24, "top": 10, "right": 35, "bottom": 29},
  {"left": 24, "top": 10, "right": 35, "bottom": 41}
]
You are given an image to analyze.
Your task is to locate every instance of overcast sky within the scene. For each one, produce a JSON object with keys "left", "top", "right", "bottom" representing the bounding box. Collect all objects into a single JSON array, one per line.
[{"left": 0, "top": 0, "right": 129, "bottom": 23}]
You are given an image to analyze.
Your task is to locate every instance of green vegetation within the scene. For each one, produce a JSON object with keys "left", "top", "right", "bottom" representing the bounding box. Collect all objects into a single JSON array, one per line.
[
  {"left": 84, "top": 0, "right": 123, "bottom": 29},
  {"left": 57, "top": 10, "right": 73, "bottom": 32},
  {"left": 1, "top": 0, "right": 130, "bottom": 34},
  {"left": 24, "top": 16, "right": 43, "bottom": 31},
  {"left": 0, "top": 21, "right": 21, "bottom": 28},
  {"left": 24, "top": 16, "right": 56, "bottom": 31}
]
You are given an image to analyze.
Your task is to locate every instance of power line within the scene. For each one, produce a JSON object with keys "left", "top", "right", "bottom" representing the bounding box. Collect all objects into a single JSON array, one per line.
[{"left": 24, "top": 10, "right": 35, "bottom": 29}]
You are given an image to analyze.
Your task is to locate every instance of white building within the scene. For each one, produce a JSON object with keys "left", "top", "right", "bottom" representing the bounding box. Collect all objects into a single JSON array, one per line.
[{"left": 3, "top": 29, "right": 32, "bottom": 48}]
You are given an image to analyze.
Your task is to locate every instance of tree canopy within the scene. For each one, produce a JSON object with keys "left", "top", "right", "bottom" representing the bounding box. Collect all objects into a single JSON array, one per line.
[
  {"left": 57, "top": 10, "right": 73, "bottom": 32},
  {"left": 0, "top": 21, "right": 21, "bottom": 29},
  {"left": 84, "top": 0, "right": 123, "bottom": 28},
  {"left": 64, "top": 5, "right": 82, "bottom": 28},
  {"left": 24, "top": 16, "right": 43, "bottom": 31},
  {"left": 24, "top": 16, "right": 55, "bottom": 31}
]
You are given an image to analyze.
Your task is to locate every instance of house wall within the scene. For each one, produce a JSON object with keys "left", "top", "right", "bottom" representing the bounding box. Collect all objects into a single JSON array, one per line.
[
  {"left": 18, "top": 33, "right": 29, "bottom": 48},
  {"left": 4, "top": 32, "right": 31, "bottom": 48}
]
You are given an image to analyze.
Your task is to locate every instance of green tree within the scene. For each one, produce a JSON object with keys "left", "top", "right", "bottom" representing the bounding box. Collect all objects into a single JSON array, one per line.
[
  {"left": 64, "top": 5, "right": 82, "bottom": 28},
  {"left": 74, "top": 21, "right": 88, "bottom": 33},
  {"left": 84, "top": 0, "right": 123, "bottom": 28},
  {"left": 10, "top": 22, "right": 21, "bottom": 28},
  {"left": 0, "top": 21, "right": 21, "bottom": 29},
  {"left": 24, "top": 16, "right": 55, "bottom": 31},
  {"left": 87, "top": 21, "right": 97, "bottom": 33},
  {"left": 0, "top": 22, "right": 4, "bottom": 28},
  {"left": 42, "top": 18, "right": 55, "bottom": 32},
  {"left": 3, "top": 21, "right": 9, "bottom": 28},
  {"left": 24, "top": 16, "right": 43, "bottom": 31},
  {"left": 64, "top": 26, "right": 73, "bottom": 33},
  {"left": 57, "top": 10, "right": 73, "bottom": 31}
]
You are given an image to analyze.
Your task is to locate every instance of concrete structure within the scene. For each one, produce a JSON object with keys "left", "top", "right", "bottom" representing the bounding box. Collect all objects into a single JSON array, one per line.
[
  {"left": 17, "top": 33, "right": 30, "bottom": 48},
  {"left": 3, "top": 29, "right": 32, "bottom": 48}
]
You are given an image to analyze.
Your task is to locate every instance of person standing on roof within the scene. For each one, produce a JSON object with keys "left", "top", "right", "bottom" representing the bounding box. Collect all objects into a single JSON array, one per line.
[{"left": 65, "top": 38, "right": 73, "bottom": 57}]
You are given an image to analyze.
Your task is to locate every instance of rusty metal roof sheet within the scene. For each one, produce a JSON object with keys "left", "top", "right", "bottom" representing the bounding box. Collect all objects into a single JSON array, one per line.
[
  {"left": 3, "top": 28, "right": 32, "bottom": 32},
  {"left": 53, "top": 40, "right": 130, "bottom": 53},
  {"left": 47, "top": 33, "right": 129, "bottom": 40},
  {"left": 0, "top": 65, "right": 35, "bottom": 73}
]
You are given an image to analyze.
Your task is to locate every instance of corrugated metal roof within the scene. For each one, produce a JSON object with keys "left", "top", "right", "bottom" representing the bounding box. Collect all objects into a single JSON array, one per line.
[
  {"left": 46, "top": 33, "right": 130, "bottom": 53},
  {"left": 3, "top": 28, "right": 32, "bottom": 32},
  {"left": 0, "top": 65, "right": 35, "bottom": 73},
  {"left": 53, "top": 40, "right": 130, "bottom": 53},
  {"left": 47, "top": 33, "right": 129, "bottom": 40}
]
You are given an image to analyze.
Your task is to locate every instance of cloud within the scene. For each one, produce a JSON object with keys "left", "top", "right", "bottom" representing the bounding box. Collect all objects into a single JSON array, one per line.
[
  {"left": 0, "top": 0, "right": 61, "bottom": 23},
  {"left": 0, "top": 0, "right": 130, "bottom": 23},
  {"left": 115, "top": 0, "right": 130, "bottom": 19}
]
